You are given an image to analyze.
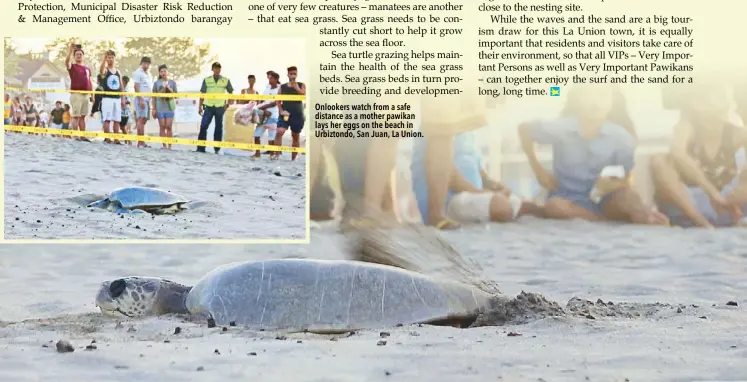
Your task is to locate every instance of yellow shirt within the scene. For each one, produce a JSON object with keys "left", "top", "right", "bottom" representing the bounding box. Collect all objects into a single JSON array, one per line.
[
  {"left": 4, "top": 100, "right": 10, "bottom": 119},
  {"left": 62, "top": 111, "right": 70, "bottom": 123}
]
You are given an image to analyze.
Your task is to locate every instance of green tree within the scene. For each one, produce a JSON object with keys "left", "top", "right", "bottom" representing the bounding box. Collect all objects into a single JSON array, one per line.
[
  {"left": 44, "top": 37, "right": 116, "bottom": 73},
  {"left": 4, "top": 38, "right": 20, "bottom": 80},
  {"left": 122, "top": 38, "right": 215, "bottom": 80},
  {"left": 44, "top": 37, "right": 214, "bottom": 81}
]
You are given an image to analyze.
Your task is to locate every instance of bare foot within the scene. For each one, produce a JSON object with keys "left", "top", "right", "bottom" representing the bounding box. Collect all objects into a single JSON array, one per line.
[{"left": 648, "top": 209, "right": 670, "bottom": 226}]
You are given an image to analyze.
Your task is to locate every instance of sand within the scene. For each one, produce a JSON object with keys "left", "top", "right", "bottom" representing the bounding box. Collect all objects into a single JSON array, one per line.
[
  {"left": 3, "top": 133, "right": 306, "bottom": 240},
  {"left": 0, "top": 219, "right": 745, "bottom": 381}
]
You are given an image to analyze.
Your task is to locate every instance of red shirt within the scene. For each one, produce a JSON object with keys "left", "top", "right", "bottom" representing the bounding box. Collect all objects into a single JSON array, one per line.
[{"left": 68, "top": 63, "right": 92, "bottom": 91}]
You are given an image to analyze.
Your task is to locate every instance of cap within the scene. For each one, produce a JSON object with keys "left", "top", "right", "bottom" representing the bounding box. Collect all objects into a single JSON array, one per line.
[
  {"left": 141, "top": 56, "right": 151, "bottom": 64},
  {"left": 212, "top": 62, "right": 221, "bottom": 69}
]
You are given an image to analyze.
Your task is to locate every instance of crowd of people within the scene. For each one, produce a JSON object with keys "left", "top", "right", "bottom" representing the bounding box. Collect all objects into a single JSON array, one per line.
[
  {"left": 5, "top": 40, "right": 306, "bottom": 158},
  {"left": 312, "top": 79, "right": 747, "bottom": 230},
  {"left": 4, "top": 92, "right": 68, "bottom": 129}
]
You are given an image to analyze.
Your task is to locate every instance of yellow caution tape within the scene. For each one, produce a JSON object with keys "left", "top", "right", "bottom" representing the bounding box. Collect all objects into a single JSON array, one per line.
[
  {"left": 3, "top": 86, "right": 305, "bottom": 101},
  {"left": 4, "top": 125, "right": 306, "bottom": 153}
]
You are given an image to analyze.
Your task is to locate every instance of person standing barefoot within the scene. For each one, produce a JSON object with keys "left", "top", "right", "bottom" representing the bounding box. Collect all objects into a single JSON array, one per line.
[{"left": 274, "top": 66, "right": 306, "bottom": 161}]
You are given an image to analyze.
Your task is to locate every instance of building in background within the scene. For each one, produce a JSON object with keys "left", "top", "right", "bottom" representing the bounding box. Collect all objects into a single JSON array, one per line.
[{"left": 6, "top": 52, "right": 69, "bottom": 107}]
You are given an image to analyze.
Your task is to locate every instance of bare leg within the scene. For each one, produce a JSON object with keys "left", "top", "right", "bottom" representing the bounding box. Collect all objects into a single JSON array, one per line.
[
  {"left": 157, "top": 118, "right": 166, "bottom": 148},
  {"left": 274, "top": 127, "right": 287, "bottom": 159},
  {"left": 112, "top": 121, "right": 121, "bottom": 144},
  {"left": 517, "top": 200, "right": 546, "bottom": 218},
  {"left": 253, "top": 134, "right": 262, "bottom": 157},
  {"left": 309, "top": 135, "right": 324, "bottom": 200},
  {"left": 425, "top": 135, "right": 457, "bottom": 228},
  {"left": 544, "top": 197, "right": 603, "bottom": 221},
  {"left": 650, "top": 153, "right": 712, "bottom": 228},
  {"left": 118, "top": 124, "right": 129, "bottom": 145},
  {"left": 602, "top": 187, "right": 669, "bottom": 225},
  {"left": 136, "top": 117, "right": 146, "bottom": 147},
  {"left": 102, "top": 120, "right": 112, "bottom": 143},
  {"left": 363, "top": 139, "right": 398, "bottom": 218},
  {"left": 291, "top": 132, "right": 301, "bottom": 160},
  {"left": 165, "top": 118, "right": 173, "bottom": 149}
]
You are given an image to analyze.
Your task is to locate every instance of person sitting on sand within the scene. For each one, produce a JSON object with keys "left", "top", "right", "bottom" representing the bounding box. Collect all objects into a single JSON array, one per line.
[
  {"left": 412, "top": 126, "right": 545, "bottom": 226},
  {"left": 62, "top": 104, "right": 71, "bottom": 129},
  {"left": 518, "top": 83, "right": 668, "bottom": 225},
  {"left": 4, "top": 93, "right": 11, "bottom": 125},
  {"left": 50, "top": 101, "right": 64, "bottom": 129},
  {"left": 650, "top": 81, "right": 747, "bottom": 228},
  {"left": 12, "top": 97, "right": 24, "bottom": 127},
  {"left": 22, "top": 96, "right": 39, "bottom": 127}
]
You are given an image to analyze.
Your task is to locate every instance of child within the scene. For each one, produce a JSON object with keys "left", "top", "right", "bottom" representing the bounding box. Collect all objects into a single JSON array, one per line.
[{"left": 120, "top": 75, "right": 132, "bottom": 144}]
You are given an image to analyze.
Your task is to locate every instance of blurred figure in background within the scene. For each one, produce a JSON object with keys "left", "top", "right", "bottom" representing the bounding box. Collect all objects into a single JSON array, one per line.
[
  {"left": 518, "top": 84, "right": 666, "bottom": 225},
  {"left": 4, "top": 93, "right": 11, "bottom": 125},
  {"left": 412, "top": 98, "right": 545, "bottom": 227},
  {"left": 50, "top": 101, "right": 64, "bottom": 129},
  {"left": 651, "top": 80, "right": 747, "bottom": 228},
  {"left": 23, "top": 96, "right": 39, "bottom": 127},
  {"left": 12, "top": 97, "right": 24, "bottom": 126}
]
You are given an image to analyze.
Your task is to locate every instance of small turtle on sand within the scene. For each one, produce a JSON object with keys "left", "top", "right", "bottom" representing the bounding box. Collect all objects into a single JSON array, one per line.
[
  {"left": 87, "top": 187, "right": 190, "bottom": 215},
  {"left": 95, "top": 224, "right": 559, "bottom": 331}
]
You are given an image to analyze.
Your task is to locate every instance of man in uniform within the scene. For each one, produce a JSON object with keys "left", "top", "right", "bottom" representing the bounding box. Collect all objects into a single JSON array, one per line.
[{"left": 197, "top": 62, "right": 234, "bottom": 153}]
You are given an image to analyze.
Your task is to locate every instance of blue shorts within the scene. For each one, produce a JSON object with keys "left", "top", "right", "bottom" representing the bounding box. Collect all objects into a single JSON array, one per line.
[
  {"left": 278, "top": 113, "right": 305, "bottom": 133},
  {"left": 157, "top": 111, "right": 175, "bottom": 119},
  {"left": 3, "top": 118, "right": 9, "bottom": 125},
  {"left": 135, "top": 99, "right": 150, "bottom": 119},
  {"left": 254, "top": 124, "right": 277, "bottom": 140},
  {"left": 657, "top": 149, "right": 747, "bottom": 227},
  {"left": 547, "top": 190, "right": 614, "bottom": 216},
  {"left": 657, "top": 178, "right": 746, "bottom": 227}
]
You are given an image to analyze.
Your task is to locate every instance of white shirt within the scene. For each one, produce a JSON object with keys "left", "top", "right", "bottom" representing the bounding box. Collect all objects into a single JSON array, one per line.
[
  {"left": 261, "top": 84, "right": 279, "bottom": 119},
  {"left": 132, "top": 67, "right": 152, "bottom": 101}
]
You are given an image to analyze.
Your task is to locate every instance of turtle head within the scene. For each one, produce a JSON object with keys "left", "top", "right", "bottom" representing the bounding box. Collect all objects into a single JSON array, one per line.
[
  {"left": 95, "top": 277, "right": 191, "bottom": 318},
  {"left": 87, "top": 199, "right": 111, "bottom": 209}
]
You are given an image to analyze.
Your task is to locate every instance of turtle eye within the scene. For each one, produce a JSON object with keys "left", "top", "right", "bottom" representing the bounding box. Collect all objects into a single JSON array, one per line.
[{"left": 109, "top": 279, "right": 127, "bottom": 298}]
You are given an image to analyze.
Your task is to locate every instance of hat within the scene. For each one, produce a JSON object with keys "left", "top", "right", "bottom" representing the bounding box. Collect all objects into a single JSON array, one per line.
[
  {"left": 141, "top": 56, "right": 151, "bottom": 64},
  {"left": 212, "top": 62, "right": 221, "bottom": 69}
]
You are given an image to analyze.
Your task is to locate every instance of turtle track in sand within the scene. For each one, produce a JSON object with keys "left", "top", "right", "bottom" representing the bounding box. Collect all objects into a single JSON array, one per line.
[{"left": 470, "top": 292, "right": 703, "bottom": 327}]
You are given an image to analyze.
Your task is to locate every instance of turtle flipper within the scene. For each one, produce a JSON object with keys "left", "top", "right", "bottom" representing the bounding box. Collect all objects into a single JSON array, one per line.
[
  {"left": 87, "top": 199, "right": 110, "bottom": 209},
  {"left": 154, "top": 205, "right": 181, "bottom": 215}
]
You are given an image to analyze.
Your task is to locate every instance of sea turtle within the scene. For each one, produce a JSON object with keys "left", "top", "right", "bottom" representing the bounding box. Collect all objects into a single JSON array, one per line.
[
  {"left": 95, "top": 224, "right": 505, "bottom": 331},
  {"left": 87, "top": 187, "right": 190, "bottom": 215}
]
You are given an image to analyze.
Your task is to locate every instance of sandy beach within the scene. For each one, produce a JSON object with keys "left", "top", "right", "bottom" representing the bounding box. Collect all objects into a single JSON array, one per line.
[
  {"left": 3, "top": 133, "right": 306, "bottom": 240},
  {"left": 0, "top": 219, "right": 745, "bottom": 381}
]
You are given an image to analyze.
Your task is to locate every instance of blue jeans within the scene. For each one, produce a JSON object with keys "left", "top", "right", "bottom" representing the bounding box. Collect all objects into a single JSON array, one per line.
[{"left": 197, "top": 106, "right": 225, "bottom": 152}]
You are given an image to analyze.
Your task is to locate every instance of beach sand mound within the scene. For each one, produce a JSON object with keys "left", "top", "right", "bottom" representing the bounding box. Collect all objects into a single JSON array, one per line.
[
  {"left": 3, "top": 133, "right": 306, "bottom": 240},
  {"left": 0, "top": 221, "right": 745, "bottom": 380}
]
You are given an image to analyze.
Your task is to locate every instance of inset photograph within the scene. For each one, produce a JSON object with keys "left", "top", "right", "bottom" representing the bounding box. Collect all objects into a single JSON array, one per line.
[{"left": 3, "top": 37, "right": 309, "bottom": 241}]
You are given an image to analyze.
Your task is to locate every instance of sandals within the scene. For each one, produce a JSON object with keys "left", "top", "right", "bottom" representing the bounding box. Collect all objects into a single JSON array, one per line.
[{"left": 435, "top": 219, "right": 461, "bottom": 230}]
